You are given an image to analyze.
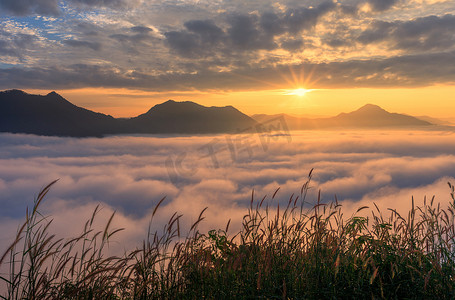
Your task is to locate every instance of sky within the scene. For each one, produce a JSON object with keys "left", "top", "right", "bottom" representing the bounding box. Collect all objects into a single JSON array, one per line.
[
  {"left": 1, "top": 130, "right": 455, "bottom": 256},
  {"left": 1, "top": 0, "right": 455, "bottom": 117}
]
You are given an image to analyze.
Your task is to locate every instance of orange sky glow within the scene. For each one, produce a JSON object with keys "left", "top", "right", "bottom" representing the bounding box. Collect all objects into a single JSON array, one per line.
[
  {"left": 1, "top": 0, "right": 454, "bottom": 119},
  {"left": 26, "top": 84, "right": 455, "bottom": 119}
]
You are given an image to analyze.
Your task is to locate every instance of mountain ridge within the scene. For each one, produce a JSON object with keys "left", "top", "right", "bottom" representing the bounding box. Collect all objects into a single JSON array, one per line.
[
  {"left": 252, "top": 103, "right": 432, "bottom": 129},
  {"left": 0, "top": 90, "right": 435, "bottom": 137},
  {"left": 0, "top": 89, "right": 118, "bottom": 136},
  {"left": 126, "top": 98, "right": 255, "bottom": 134},
  {"left": 0, "top": 90, "right": 257, "bottom": 136}
]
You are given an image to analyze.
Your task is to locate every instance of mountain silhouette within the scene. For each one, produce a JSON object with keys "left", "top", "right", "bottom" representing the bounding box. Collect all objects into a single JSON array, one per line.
[
  {"left": 414, "top": 115, "right": 453, "bottom": 126},
  {"left": 0, "top": 90, "right": 118, "bottom": 137},
  {"left": 0, "top": 90, "right": 435, "bottom": 137},
  {"left": 0, "top": 90, "right": 257, "bottom": 137},
  {"left": 253, "top": 104, "right": 432, "bottom": 129},
  {"left": 329, "top": 104, "right": 432, "bottom": 127},
  {"left": 125, "top": 100, "right": 256, "bottom": 133}
]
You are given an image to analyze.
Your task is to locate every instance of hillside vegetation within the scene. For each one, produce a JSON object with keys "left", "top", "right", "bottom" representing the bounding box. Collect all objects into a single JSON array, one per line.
[{"left": 2, "top": 170, "right": 455, "bottom": 299}]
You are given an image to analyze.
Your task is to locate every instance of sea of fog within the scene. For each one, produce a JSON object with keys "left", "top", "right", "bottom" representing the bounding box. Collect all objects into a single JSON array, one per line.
[{"left": 1, "top": 128, "right": 455, "bottom": 254}]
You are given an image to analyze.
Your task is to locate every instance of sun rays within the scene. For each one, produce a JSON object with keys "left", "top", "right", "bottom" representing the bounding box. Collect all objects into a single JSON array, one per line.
[{"left": 282, "top": 88, "right": 315, "bottom": 97}]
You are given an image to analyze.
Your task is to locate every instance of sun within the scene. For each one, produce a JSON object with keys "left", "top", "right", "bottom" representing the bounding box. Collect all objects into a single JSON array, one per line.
[{"left": 283, "top": 88, "right": 314, "bottom": 97}]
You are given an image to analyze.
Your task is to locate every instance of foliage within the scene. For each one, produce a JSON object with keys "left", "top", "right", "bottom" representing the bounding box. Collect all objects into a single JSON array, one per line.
[{"left": 2, "top": 170, "right": 455, "bottom": 299}]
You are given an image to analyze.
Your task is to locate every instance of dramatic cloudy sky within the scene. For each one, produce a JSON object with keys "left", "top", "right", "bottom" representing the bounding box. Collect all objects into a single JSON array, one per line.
[
  {"left": 1, "top": 0, "right": 455, "bottom": 117},
  {"left": 1, "top": 130, "right": 455, "bottom": 255}
]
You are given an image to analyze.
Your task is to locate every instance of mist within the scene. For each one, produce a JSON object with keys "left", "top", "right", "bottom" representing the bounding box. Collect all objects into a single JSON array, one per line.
[{"left": 1, "top": 129, "right": 455, "bottom": 254}]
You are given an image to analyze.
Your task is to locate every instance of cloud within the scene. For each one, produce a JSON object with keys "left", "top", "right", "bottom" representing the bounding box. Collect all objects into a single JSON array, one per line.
[
  {"left": 339, "top": 176, "right": 455, "bottom": 225},
  {"left": 164, "top": 2, "right": 335, "bottom": 56},
  {"left": 69, "top": 0, "right": 125, "bottom": 8},
  {"left": 0, "top": 40, "right": 19, "bottom": 57},
  {"left": 165, "top": 20, "right": 225, "bottom": 58},
  {"left": 0, "top": 0, "right": 138, "bottom": 16},
  {"left": 280, "top": 38, "right": 305, "bottom": 51},
  {"left": 0, "top": 0, "right": 60, "bottom": 16},
  {"left": 0, "top": 129, "right": 454, "bottom": 211},
  {"left": 366, "top": 0, "right": 399, "bottom": 11},
  {"left": 63, "top": 39, "right": 102, "bottom": 51},
  {"left": 2, "top": 48, "right": 455, "bottom": 90},
  {"left": 0, "top": 23, "right": 39, "bottom": 61},
  {"left": 1, "top": 1, "right": 454, "bottom": 91},
  {"left": 282, "top": 2, "right": 336, "bottom": 33},
  {"left": 227, "top": 14, "right": 277, "bottom": 51},
  {"left": 164, "top": 15, "right": 275, "bottom": 58},
  {"left": 2, "top": 0, "right": 455, "bottom": 259},
  {"left": 358, "top": 14, "right": 455, "bottom": 51},
  {"left": 1, "top": 129, "right": 455, "bottom": 260}
]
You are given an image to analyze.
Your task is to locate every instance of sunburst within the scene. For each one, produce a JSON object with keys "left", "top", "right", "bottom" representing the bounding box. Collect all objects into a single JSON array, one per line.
[{"left": 283, "top": 88, "right": 315, "bottom": 97}]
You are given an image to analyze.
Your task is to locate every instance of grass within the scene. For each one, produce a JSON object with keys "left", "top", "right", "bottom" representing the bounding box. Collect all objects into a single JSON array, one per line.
[{"left": 1, "top": 169, "right": 455, "bottom": 299}]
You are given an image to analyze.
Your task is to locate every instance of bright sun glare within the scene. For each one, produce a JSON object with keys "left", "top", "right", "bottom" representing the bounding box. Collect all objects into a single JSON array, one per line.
[{"left": 283, "top": 88, "right": 314, "bottom": 97}]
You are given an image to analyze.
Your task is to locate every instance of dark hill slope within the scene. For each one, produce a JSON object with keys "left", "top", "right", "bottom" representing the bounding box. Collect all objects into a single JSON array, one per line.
[
  {"left": 252, "top": 104, "right": 432, "bottom": 129},
  {"left": 125, "top": 100, "right": 257, "bottom": 134},
  {"left": 329, "top": 104, "right": 431, "bottom": 127},
  {"left": 0, "top": 91, "right": 257, "bottom": 136},
  {"left": 0, "top": 90, "right": 118, "bottom": 137}
]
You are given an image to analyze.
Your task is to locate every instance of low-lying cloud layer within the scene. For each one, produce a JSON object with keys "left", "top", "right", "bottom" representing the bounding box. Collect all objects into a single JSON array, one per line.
[{"left": 1, "top": 129, "right": 455, "bottom": 254}]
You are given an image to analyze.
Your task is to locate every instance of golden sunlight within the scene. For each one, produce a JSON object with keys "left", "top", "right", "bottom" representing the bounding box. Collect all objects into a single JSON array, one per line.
[{"left": 283, "top": 88, "right": 315, "bottom": 97}]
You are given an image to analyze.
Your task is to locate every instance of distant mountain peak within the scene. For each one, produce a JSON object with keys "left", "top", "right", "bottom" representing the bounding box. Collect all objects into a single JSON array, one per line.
[
  {"left": 144, "top": 99, "right": 242, "bottom": 116},
  {"left": 157, "top": 99, "right": 235, "bottom": 109},
  {"left": 47, "top": 91, "right": 60, "bottom": 97},
  {"left": 0, "top": 89, "right": 117, "bottom": 137},
  {"left": 130, "top": 98, "right": 257, "bottom": 134},
  {"left": 155, "top": 99, "right": 201, "bottom": 107},
  {"left": 162, "top": 99, "right": 177, "bottom": 104},
  {"left": 354, "top": 104, "right": 387, "bottom": 113},
  {"left": 45, "top": 91, "right": 67, "bottom": 102},
  {"left": 143, "top": 99, "right": 204, "bottom": 115},
  {"left": 252, "top": 103, "right": 433, "bottom": 129},
  {"left": 1, "top": 91, "right": 434, "bottom": 137},
  {"left": 330, "top": 103, "right": 432, "bottom": 127},
  {"left": 1, "top": 89, "right": 64, "bottom": 99},
  {"left": 1, "top": 89, "right": 28, "bottom": 96},
  {"left": 360, "top": 103, "right": 382, "bottom": 109}
]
